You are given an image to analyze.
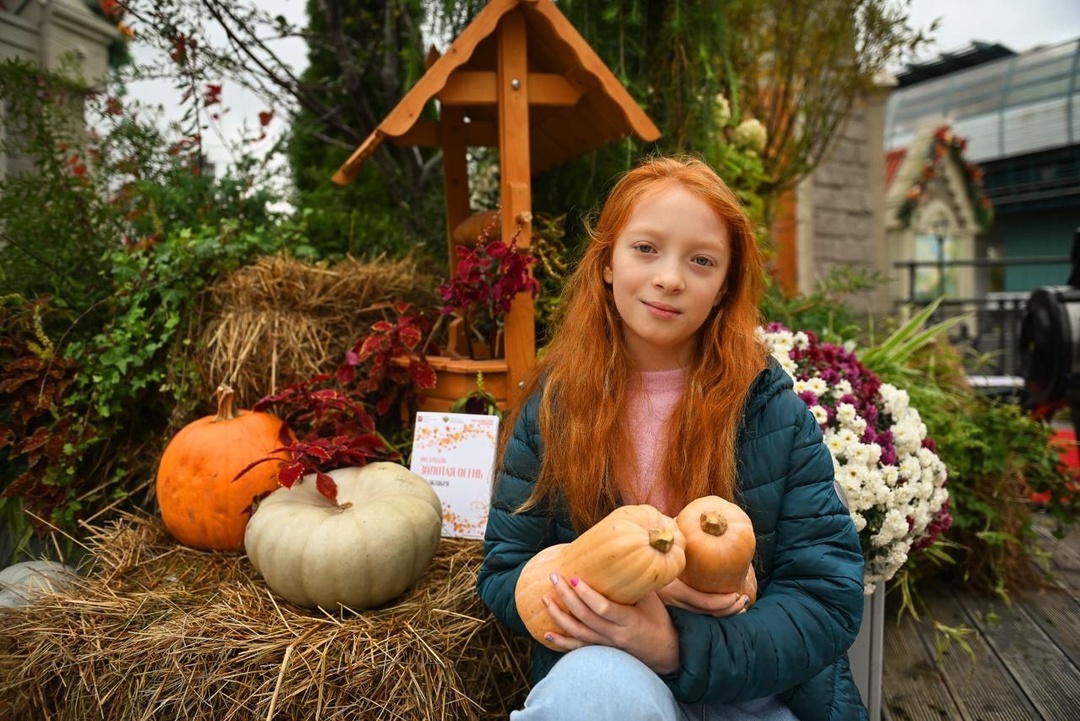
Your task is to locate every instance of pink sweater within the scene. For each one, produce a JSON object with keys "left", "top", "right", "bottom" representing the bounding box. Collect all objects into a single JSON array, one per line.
[{"left": 620, "top": 368, "right": 686, "bottom": 515}]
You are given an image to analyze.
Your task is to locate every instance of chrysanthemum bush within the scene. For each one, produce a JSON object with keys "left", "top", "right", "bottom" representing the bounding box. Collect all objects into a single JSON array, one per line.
[{"left": 759, "top": 324, "right": 953, "bottom": 594}]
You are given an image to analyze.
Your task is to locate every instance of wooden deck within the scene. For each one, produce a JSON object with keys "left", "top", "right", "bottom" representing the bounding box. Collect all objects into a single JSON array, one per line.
[{"left": 882, "top": 515, "right": 1080, "bottom": 720}]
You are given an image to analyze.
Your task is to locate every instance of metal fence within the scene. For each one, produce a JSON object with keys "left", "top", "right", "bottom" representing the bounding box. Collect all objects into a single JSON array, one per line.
[{"left": 891, "top": 255, "right": 1072, "bottom": 379}]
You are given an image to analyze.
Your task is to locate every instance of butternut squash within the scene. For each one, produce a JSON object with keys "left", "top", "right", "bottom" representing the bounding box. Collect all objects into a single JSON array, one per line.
[
  {"left": 514, "top": 504, "right": 686, "bottom": 649},
  {"left": 676, "top": 495, "right": 756, "bottom": 600}
]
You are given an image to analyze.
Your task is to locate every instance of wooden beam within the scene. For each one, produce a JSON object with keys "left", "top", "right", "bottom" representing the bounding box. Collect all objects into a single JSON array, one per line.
[
  {"left": 497, "top": 10, "right": 536, "bottom": 401},
  {"left": 773, "top": 189, "right": 798, "bottom": 296},
  {"left": 438, "top": 71, "right": 584, "bottom": 107},
  {"left": 391, "top": 121, "right": 440, "bottom": 147},
  {"left": 388, "top": 119, "right": 499, "bottom": 148},
  {"left": 332, "top": 130, "right": 385, "bottom": 186},
  {"left": 332, "top": 0, "right": 520, "bottom": 185},
  {"left": 441, "top": 106, "right": 472, "bottom": 272}
]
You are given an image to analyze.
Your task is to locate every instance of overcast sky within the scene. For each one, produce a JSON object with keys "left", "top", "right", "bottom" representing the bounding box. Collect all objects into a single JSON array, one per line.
[
  {"left": 906, "top": 0, "right": 1080, "bottom": 57},
  {"left": 124, "top": 0, "right": 1080, "bottom": 174}
]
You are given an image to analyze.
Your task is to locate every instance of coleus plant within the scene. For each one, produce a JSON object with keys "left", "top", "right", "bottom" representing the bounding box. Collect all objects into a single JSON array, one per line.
[
  {"left": 237, "top": 303, "right": 438, "bottom": 505},
  {"left": 337, "top": 301, "right": 437, "bottom": 416},
  {"left": 438, "top": 217, "right": 540, "bottom": 359}
]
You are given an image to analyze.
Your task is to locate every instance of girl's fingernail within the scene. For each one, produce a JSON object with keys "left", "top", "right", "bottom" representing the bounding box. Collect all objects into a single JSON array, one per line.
[
  {"left": 544, "top": 634, "right": 555, "bottom": 643},
  {"left": 549, "top": 573, "right": 559, "bottom": 586},
  {"left": 742, "top": 595, "right": 750, "bottom": 607},
  {"left": 570, "top": 576, "right": 579, "bottom": 588}
]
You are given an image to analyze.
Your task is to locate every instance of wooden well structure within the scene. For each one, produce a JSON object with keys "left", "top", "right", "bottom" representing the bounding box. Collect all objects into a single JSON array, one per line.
[{"left": 333, "top": 0, "right": 659, "bottom": 400}]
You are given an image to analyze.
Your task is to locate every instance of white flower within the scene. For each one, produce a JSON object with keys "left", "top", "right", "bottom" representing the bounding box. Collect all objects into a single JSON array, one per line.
[
  {"left": 733, "top": 118, "right": 768, "bottom": 153},
  {"left": 712, "top": 93, "right": 732, "bottom": 128},
  {"left": 760, "top": 326, "right": 952, "bottom": 595}
]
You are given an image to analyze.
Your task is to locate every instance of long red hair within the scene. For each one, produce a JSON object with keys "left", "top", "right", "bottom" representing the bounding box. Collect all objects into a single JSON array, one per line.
[{"left": 504, "top": 155, "right": 769, "bottom": 531}]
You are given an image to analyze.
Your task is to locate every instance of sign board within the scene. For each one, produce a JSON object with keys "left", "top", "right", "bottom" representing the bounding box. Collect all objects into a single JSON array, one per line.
[{"left": 409, "top": 412, "right": 500, "bottom": 539}]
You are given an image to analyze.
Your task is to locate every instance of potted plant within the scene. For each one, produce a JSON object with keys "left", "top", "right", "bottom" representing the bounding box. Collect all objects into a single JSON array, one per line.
[
  {"left": 438, "top": 213, "right": 540, "bottom": 361},
  {"left": 402, "top": 214, "right": 539, "bottom": 414},
  {"left": 759, "top": 322, "right": 953, "bottom": 721}
]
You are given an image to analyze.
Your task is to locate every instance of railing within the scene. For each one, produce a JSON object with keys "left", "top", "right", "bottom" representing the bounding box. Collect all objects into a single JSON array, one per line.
[{"left": 892, "top": 255, "right": 1072, "bottom": 379}]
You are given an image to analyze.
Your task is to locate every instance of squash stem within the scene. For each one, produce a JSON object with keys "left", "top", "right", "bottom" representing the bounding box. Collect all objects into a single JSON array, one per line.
[
  {"left": 212, "top": 384, "right": 241, "bottom": 422},
  {"left": 648, "top": 528, "right": 675, "bottom": 552},
  {"left": 700, "top": 512, "right": 728, "bottom": 536}
]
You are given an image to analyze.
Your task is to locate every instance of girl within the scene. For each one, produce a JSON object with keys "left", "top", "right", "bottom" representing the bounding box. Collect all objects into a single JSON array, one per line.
[{"left": 477, "top": 155, "right": 867, "bottom": 720}]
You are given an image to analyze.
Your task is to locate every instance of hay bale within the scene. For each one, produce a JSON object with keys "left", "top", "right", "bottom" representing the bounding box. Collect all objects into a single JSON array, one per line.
[
  {"left": 198, "top": 253, "right": 442, "bottom": 405},
  {"left": 0, "top": 514, "right": 531, "bottom": 720}
]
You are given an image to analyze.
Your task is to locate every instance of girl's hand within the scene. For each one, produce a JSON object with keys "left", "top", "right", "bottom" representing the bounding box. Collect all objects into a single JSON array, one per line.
[
  {"left": 657, "top": 565, "right": 758, "bottom": 617},
  {"left": 540, "top": 574, "right": 680, "bottom": 675}
]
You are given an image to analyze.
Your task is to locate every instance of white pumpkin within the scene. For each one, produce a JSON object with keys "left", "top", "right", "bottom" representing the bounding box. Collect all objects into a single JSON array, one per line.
[
  {"left": 0, "top": 560, "right": 79, "bottom": 608},
  {"left": 244, "top": 462, "right": 442, "bottom": 611}
]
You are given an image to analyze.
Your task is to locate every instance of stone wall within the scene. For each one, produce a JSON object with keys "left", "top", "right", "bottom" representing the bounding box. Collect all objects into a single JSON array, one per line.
[
  {"left": 0, "top": 0, "right": 117, "bottom": 182},
  {"left": 797, "top": 88, "right": 893, "bottom": 316}
]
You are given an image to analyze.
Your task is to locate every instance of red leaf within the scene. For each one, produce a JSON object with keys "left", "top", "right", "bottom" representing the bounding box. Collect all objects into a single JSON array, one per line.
[
  {"left": 203, "top": 84, "right": 222, "bottom": 106},
  {"left": 314, "top": 472, "right": 338, "bottom": 504},
  {"left": 18, "top": 426, "right": 51, "bottom": 456},
  {"left": 299, "top": 443, "right": 333, "bottom": 461},
  {"left": 357, "top": 335, "right": 387, "bottom": 361},
  {"left": 409, "top": 360, "right": 437, "bottom": 390},
  {"left": 258, "top": 110, "right": 273, "bottom": 127},
  {"left": 336, "top": 364, "right": 356, "bottom": 385},
  {"left": 170, "top": 35, "right": 188, "bottom": 64},
  {"left": 398, "top": 325, "right": 422, "bottom": 350},
  {"left": 277, "top": 461, "right": 305, "bottom": 488}
]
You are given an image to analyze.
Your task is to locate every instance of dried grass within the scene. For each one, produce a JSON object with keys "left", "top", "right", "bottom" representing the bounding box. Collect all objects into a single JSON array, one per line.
[
  {"left": 197, "top": 253, "right": 442, "bottom": 405},
  {"left": 0, "top": 514, "right": 531, "bottom": 720}
]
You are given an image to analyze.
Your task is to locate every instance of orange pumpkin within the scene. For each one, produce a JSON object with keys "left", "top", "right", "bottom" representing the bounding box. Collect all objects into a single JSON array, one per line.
[
  {"left": 676, "top": 495, "right": 756, "bottom": 598},
  {"left": 515, "top": 504, "right": 686, "bottom": 649},
  {"left": 156, "top": 385, "right": 292, "bottom": 552}
]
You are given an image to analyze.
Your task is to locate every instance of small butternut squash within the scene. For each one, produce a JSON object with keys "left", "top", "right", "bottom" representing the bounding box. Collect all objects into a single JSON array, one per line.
[
  {"left": 515, "top": 504, "right": 686, "bottom": 649},
  {"left": 677, "top": 495, "right": 756, "bottom": 598}
]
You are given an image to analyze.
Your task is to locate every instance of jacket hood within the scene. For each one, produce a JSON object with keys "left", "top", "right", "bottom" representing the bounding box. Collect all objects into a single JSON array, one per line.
[{"left": 743, "top": 355, "right": 793, "bottom": 415}]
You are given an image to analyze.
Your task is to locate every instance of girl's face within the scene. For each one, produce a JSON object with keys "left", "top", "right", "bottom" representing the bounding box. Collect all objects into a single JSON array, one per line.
[{"left": 603, "top": 183, "right": 731, "bottom": 371}]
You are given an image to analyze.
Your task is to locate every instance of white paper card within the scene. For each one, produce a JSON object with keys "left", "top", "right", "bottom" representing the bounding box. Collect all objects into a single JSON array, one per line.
[{"left": 409, "top": 411, "right": 500, "bottom": 539}]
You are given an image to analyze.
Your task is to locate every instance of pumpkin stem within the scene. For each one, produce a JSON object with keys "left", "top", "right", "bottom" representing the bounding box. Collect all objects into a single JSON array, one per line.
[
  {"left": 700, "top": 512, "right": 728, "bottom": 537},
  {"left": 648, "top": 528, "right": 675, "bottom": 552},
  {"left": 212, "top": 384, "right": 241, "bottom": 422}
]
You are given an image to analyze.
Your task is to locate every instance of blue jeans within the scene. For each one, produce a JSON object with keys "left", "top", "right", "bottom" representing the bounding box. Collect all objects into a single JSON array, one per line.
[{"left": 511, "top": 646, "right": 798, "bottom": 721}]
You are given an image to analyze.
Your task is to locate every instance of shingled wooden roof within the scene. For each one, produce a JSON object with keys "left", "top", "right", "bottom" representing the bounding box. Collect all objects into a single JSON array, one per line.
[{"left": 331, "top": 0, "right": 660, "bottom": 185}]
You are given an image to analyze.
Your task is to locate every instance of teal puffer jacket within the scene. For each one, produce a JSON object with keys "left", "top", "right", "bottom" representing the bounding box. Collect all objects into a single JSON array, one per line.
[{"left": 476, "top": 357, "right": 868, "bottom": 720}]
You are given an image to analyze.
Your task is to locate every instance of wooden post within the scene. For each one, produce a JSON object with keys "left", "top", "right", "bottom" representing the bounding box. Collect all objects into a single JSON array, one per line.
[
  {"left": 496, "top": 10, "right": 535, "bottom": 401},
  {"left": 440, "top": 105, "right": 472, "bottom": 269},
  {"left": 773, "top": 189, "right": 799, "bottom": 295}
]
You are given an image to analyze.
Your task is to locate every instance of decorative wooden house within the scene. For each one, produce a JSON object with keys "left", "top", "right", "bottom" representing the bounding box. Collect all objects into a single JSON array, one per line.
[
  {"left": 885, "top": 123, "right": 993, "bottom": 312},
  {"left": 332, "top": 0, "right": 660, "bottom": 408}
]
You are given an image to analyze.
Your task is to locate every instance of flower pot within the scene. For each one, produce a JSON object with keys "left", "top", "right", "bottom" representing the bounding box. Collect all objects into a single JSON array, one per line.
[
  {"left": 850, "top": 585, "right": 885, "bottom": 720},
  {"left": 446, "top": 317, "right": 504, "bottom": 361},
  {"left": 417, "top": 355, "right": 510, "bottom": 413}
]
